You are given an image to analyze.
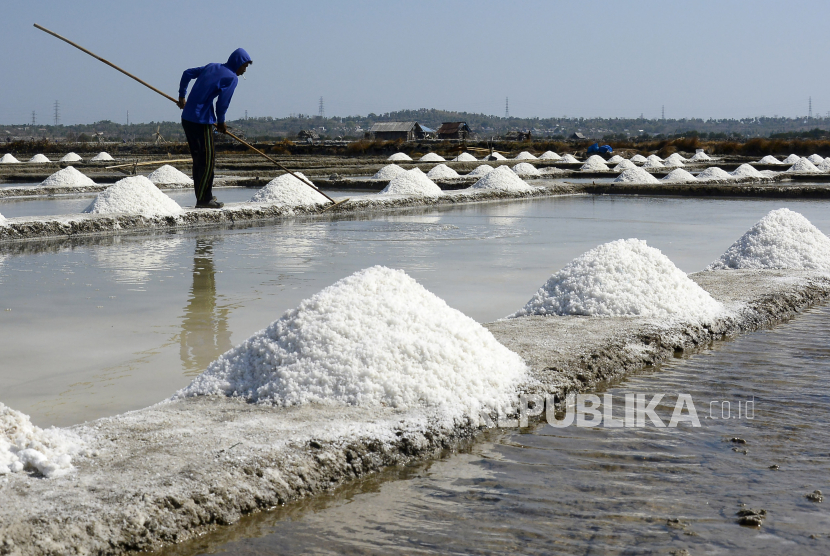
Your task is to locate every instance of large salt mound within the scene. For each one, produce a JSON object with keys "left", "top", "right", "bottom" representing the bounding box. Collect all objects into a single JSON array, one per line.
[
  {"left": 0, "top": 212, "right": 6, "bottom": 226},
  {"left": 807, "top": 154, "right": 825, "bottom": 165},
  {"left": 426, "top": 163, "right": 460, "bottom": 179},
  {"left": 388, "top": 152, "right": 412, "bottom": 161},
  {"left": 40, "top": 166, "right": 96, "bottom": 187},
  {"left": 695, "top": 167, "right": 733, "bottom": 182},
  {"left": 513, "top": 239, "right": 723, "bottom": 320},
  {"left": 707, "top": 208, "right": 830, "bottom": 271},
  {"left": 782, "top": 154, "right": 801, "bottom": 164},
  {"left": 642, "top": 158, "right": 665, "bottom": 168},
  {"left": 28, "top": 154, "right": 50, "bottom": 163},
  {"left": 514, "top": 151, "right": 538, "bottom": 160},
  {"left": 84, "top": 176, "right": 184, "bottom": 217},
  {"left": 647, "top": 154, "right": 663, "bottom": 163},
  {"left": 484, "top": 152, "right": 507, "bottom": 160},
  {"left": 689, "top": 151, "right": 711, "bottom": 161},
  {"left": 559, "top": 154, "right": 580, "bottom": 163},
  {"left": 372, "top": 164, "right": 407, "bottom": 180},
  {"left": 0, "top": 154, "right": 20, "bottom": 164},
  {"left": 662, "top": 169, "right": 697, "bottom": 183},
  {"left": 817, "top": 159, "right": 830, "bottom": 173},
  {"left": 419, "top": 152, "right": 445, "bottom": 162},
  {"left": 176, "top": 266, "right": 527, "bottom": 418},
  {"left": 614, "top": 167, "right": 660, "bottom": 184},
  {"left": 250, "top": 172, "right": 330, "bottom": 206},
  {"left": 90, "top": 152, "right": 114, "bottom": 162},
  {"left": 730, "top": 163, "right": 765, "bottom": 180},
  {"left": 380, "top": 168, "right": 443, "bottom": 196},
  {"left": 630, "top": 154, "right": 647, "bottom": 163},
  {"left": 470, "top": 165, "right": 532, "bottom": 192},
  {"left": 59, "top": 152, "right": 82, "bottom": 162},
  {"left": 512, "top": 162, "right": 541, "bottom": 176},
  {"left": 613, "top": 160, "right": 637, "bottom": 171},
  {"left": 452, "top": 152, "right": 477, "bottom": 162},
  {"left": 580, "top": 155, "right": 609, "bottom": 171},
  {"left": 0, "top": 402, "right": 86, "bottom": 478},
  {"left": 468, "top": 164, "right": 495, "bottom": 176},
  {"left": 786, "top": 158, "right": 820, "bottom": 173},
  {"left": 538, "top": 151, "right": 561, "bottom": 160},
  {"left": 607, "top": 155, "right": 624, "bottom": 164},
  {"left": 663, "top": 154, "right": 685, "bottom": 167},
  {"left": 758, "top": 155, "right": 784, "bottom": 164},
  {"left": 147, "top": 164, "right": 194, "bottom": 185}
]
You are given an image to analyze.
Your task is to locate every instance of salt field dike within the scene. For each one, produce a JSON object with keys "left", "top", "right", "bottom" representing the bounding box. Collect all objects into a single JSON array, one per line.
[{"left": 6, "top": 3, "right": 830, "bottom": 555}]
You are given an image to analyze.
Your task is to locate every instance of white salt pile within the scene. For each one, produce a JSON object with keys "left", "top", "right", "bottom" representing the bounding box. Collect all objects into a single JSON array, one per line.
[
  {"left": 512, "top": 162, "right": 542, "bottom": 176},
  {"left": 646, "top": 154, "right": 664, "bottom": 163},
  {"left": 176, "top": 266, "right": 527, "bottom": 419},
  {"left": 759, "top": 170, "right": 780, "bottom": 178},
  {"left": 0, "top": 212, "right": 6, "bottom": 226},
  {"left": 380, "top": 168, "right": 443, "bottom": 196},
  {"left": 614, "top": 167, "right": 661, "bottom": 184},
  {"left": 807, "top": 154, "right": 825, "bottom": 165},
  {"left": 758, "top": 155, "right": 784, "bottom": 164},
  {"left": 786, "top": 158, "right": 820, "bottom": 173},
  {"left": 147, "top": 164, "right": 193, "bottom": 185},
  {"left": 419, "top": 152, "right": 445, "bottom": 162},
  {"left": 470, "top": 165, "right": 533, "bottom": 192},
  {"left": 607, "top": 155, "right": 624, "bottom": 164},
  {"left": 665, "top": 153, "right": 687, "bottom": 164},
  {"left": 28, "top": 154, "right": 50, "bottom": 163},
  {"left": 707, "top": 208, "right": 830, "bottom": 271},
  {"left": 513, "top": 239, "right": 723, "bottom": 320},
  {"left": 642, "top": 158, "right": 665, "bottom": 168},
  {"left": 388, "top": 152, "right": 412, "bottom": 161},
  {"left": 0, "top": 402, "right": 86, "bottom": 478},
  {"left": 559, "top": 154, "right": 580, "bottom": 163},
  {"left": 580, "top": 155, "right": 609, "bottom": 171},
  {"left": 538, "top": 151, "right": 561, "bottom": 160},
  {"left": 695, "top": 167, "right": 733, "bottom": 182},
  {"left": 251, "top": 172, "right": 330, "bottom": 206},
  {"left": 613, "top": 159, "right": 637, "bottom": 171},
  {"left": 689, "top": 151, "right": 711, "bottom": 161},
  {"left": 468, "top": 164, "right": 495, "bottom": 176},
  {"left": 372, "top": 164, "right": 407, "bottom": 180},
  {"left": 426, "top": 164, "right": 461, "bottom": 179},
  {"left": 0, "top": 154, "right": 20, "bottom": 164},
  {"left": 514, "top": 151, "right": 538, "bottom": 160},
  {"left": 662, "top": 169, "right": 697, "bottom": 183},
  {"left": 485, "top": 152, "right": 507, "bottom": 160},
  {"left": 783, "top": 154, "right": 801, "bottom": 164},
  {"left": 730, "top": 164, "right": 765, "bottom": 180},
  {"left": 452, "top": 152, "right": 478, "bottom": 162},
  {"left": 84, "top": 176, "right": 184, "bottom": 217},
  {"left": 630, "top": 154, "right": 647, "bottom": 163},
  {"left": 40, "top": 166, "right": 96, "bottom": 187},
  {"left": 817, "top": 159, "right": 830, "bottom": 173},
  {"left": 59, "top": 152, "right": 83, "bottom": 162},
  {"left": 90, "top": 152, "right": 114, "bottom": 162}
]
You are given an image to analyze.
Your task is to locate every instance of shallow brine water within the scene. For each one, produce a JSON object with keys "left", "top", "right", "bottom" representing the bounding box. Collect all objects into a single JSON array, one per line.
[{"left": 157, "top": 304, "right": 830, "bottom": 556}]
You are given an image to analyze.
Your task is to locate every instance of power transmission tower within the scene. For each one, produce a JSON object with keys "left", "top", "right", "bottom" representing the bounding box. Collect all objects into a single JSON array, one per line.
[
  {"left": 245, "top": 109, "right": 248, "bottom": 120},
  {"left": 54, "top": 100, "right": 60, "bottom": 125},
  {"left": 318, "top": 97, "right": 325, "bottom": 119},
  {"left": 505, "top": 97, "right": 509, "bottom": 118},
  {"left": 31, "top": 111, "right": 36, "bottom": 126},
  {"left": 126, "top": 110, "right": 129, "bottom": 126},
  {"left": 662, "top": 105, "right": 665, "bottom": 120},
  {"left": 808, "top": 97, "right": 812, "bottom": 120}
]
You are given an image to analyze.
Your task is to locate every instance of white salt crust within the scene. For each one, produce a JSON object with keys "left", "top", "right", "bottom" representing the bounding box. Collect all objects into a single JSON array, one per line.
[
  {"left": 512, "top": 162, "right": 541, "bottom": 176},
  {"left": 147, "top": 165, "right": 193, "bottom": 185},
  {"left": 419, "top": 153, "right": 445, "bottom": 162},
  {"left": 388, "top": 152, "right": 412, "bottom": 161},
  {"left": 40, "top": 166, "right": 96, "bottom": 187},
  {"left": 614, "top": 167, "right": 660, "bottom": 184},
  {"left": 84, "top": 176, "right": 184, "bottom": 217},
  {"left": 90, "top": 152, "right": 114, "bottom": 162},
  {"left": 380, "top": 168, "right": 443, "bottom": 196},
  {"left": 470, "top": 165, "right": 532, "bottom": 192},
  {"left": 426, "top": 164, "right": 460, "bottom": 179},
  {"left": 250, "top": 172, "right": 330, "bottom": 206}
]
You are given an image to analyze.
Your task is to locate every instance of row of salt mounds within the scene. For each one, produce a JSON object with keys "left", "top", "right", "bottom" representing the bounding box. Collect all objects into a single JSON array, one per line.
[
  {"left": 147, "top": 164, "right": 193, "bottom": 186},
  {"left": 419, "top": 152, "right": 445, "bottom": 162},
  {"left": 707, "top": 208, "right": 830, "bottom": 271},
  {"left": 689, "top": 151, "right": 711, "bottom": 161},
  {"left": 84, "top": 176, "right": 183, "bottom": 217},
  {"left": 807, "top": 154, "right": 826, "bottom": 164},
  {"left": 426, "top": 163, "right": 460, "bottom": 179},
  {"left": 388, "top": 152, "right": 412, "bottom": 161},
  {"left": 372, "top": 164, "right": 407, "bottom": 180},
  {"left": 730, "top": 163, "right": 766, "bottom": 180},
  {"left": 176, "top": 266, "right": 527, "bottom": 419},
  {"left": 470, "top": 165, "right": 532, "bottom": 192},
  {"left": 613, "top": 159, "right": 637, "bottom": 171},
  {"left": 452, "top": 152, "right": 477, "bottom": 162},
  {"left": 513, "top": 239, "right": 724, "bottom": 320},
  {"left": 380, "top": 168, "right": 443, "bottom": 196},
  {"left": 580, "top": 155, "right": 609, "bottom": 171},
  {"left": 614, "top": 167, "right": 660, "bottom": 184},
  {"left": 758, "top": 155, "right": 785, "bottom": 164},
  {"left": 0, "top": 402, "right": 86, "bottom": 478},
  {"left": 251, "top": 172, "right": 329, "bottom": 206},
  {"left": 59, "top": 152, "right": 82, "bottom": 162},
  {"left": 90, "top": 152, "right": 114, "bottom": 162},
  {"left": 695, "top": 167, "right": 733, "bottom": 182},
  {"left": 630, "top": 154, "right": 647, "bottom": 163},
  {"left": 40, "top": 166, "right": 96, "bottom": 187},
  {"left": 512, "top": 162, "right": 541, "bottom": 176},
  {"left": 662, "top": 169, "right": 697, "bottom": 183},
  {"left": 786, "top": 158, "right": 821, "bottom": 173},
  {"left": 468, "top": 164, "right": 495, "bottom": 176},
  {"left": 0, "top": 154, "right": 20, "bottom": 164},
  {"left": 514, "top": 151, "right": 537, "bottom": 160},
  {"left": 29, "top": 154, "right": 50, "bottom": 163},
  {"left": 782, "top": 154, "right": 801, "bottom": 164},
  {"left": 538, "top": 151, "right": 561, "bottom": 160},
  {"left": 559, "top": 154, "right": 580, "bottom": 163},
  {"left": 607, "top": 154, "right": 624, "bottom": 164}
]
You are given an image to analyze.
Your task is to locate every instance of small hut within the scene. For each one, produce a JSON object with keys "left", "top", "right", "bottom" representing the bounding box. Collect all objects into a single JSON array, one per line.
[{"left": 437, "top": 122, "right": 471, "bottom": 140}]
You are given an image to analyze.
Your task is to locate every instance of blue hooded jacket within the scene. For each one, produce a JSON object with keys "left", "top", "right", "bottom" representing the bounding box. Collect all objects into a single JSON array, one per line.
[{"left": 179, "top": 48, "right": 252, "bottom": 125}]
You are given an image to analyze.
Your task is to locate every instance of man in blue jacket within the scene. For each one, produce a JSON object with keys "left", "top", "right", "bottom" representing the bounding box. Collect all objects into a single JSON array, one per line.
[{"left": 177, "top": 48, "right": 252, "bottom": 208}]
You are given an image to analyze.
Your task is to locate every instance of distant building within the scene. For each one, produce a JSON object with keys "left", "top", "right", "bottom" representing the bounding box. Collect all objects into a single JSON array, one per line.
[
  {"left": 570, "top": 132, "right": 587, "bottom": 140},
  {"left": 504, "top": 130, "right": 532, "bottom": 141},
  {"left": 369, "top": 122, "right": 428, "bottom": 141},
  {"left": 297, "top": 129, "right": 320, "bottom": 140},
  {"left": 437, "top": 122, "right": 472, "bottom": 140}
]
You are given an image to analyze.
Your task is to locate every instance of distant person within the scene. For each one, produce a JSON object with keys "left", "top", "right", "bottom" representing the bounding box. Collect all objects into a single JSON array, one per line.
[{"left": 177, "top": 48, "right": 252, "bottom": 209}]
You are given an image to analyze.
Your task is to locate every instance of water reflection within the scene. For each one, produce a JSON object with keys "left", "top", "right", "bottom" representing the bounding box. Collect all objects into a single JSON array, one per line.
[{"left": 179, "top": 239, "right": 232, "bottom": 375}]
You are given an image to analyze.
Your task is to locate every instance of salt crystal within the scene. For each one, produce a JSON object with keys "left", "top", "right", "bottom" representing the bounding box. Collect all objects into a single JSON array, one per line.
[
  {"left": 147, "top": 164, "right": 193, "bottom": 185},
  {"left": 40, "top": 166, "right": 96, "bottom": 187},
  {"left": 84, "top": 176, "right": 184, "bottom": 217},
  {"left": 426, "top": 164, "right": 460, "bottom": 179},
  {"left": 470, "top": 165, "right": 532, "bottom": 192},
  {"left": 388, "top": 152, "right": 412, "bottom": 161},
  {"left": 380, "top": 168, "right": 443, "bottom": 196},
  {"left": 372, "top": 164, "right": 407, "bottom": 180},
  {"left": 512, "top": 162, "right": 541, "bottom": 176},
  {"left": 250, "top": 172, "right": 330, "bottom": 206},
  {"left": 419, "top": 153, "right": 445, "bottom": 162}
]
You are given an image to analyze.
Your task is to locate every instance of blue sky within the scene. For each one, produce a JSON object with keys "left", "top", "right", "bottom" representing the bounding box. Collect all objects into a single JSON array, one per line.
[{"left": 2, "top": 0, "right": 829, "bottom": 124}]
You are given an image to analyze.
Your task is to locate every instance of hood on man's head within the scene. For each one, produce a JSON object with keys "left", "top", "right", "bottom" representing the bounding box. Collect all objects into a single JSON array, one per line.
[{"left": 226, "top": 48, "right": 252, "bottom": 72}]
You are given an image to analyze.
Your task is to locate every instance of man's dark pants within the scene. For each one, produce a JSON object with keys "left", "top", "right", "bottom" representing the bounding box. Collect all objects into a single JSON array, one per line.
[{"left": 181, "top": 118, "right": 215, "bottom": 205}]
